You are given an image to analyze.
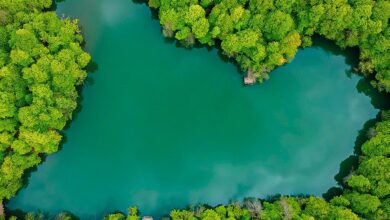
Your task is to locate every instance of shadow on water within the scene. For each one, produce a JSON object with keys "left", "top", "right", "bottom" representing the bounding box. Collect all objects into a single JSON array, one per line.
[
  {"left": 131, "top": 0, "right": 244, "bottom": 76},
  {"left": 307, "top": 35, "right": 390, "bottom": 200},
  {"left": 334, "top": 118, "right": 378, "bottom": 183},
  {"left": 324, "top": 80, "right": 390, "bottom": 200},
  {"left": 312, "top": 36, "right": 359, "bottom": 66},
  {"left": 323, "top": 115, "right": 379, "bottom": 200},
  {"left": 132, "top": 0, "right": 158, "bottom": 19},
  {"left": 4, "top": 18, "right": 98, "bottom": 210},
  {"left": 5, "top": 58, "right": 98, "bottom": 215},
  {"left": 7, "top": 0, "right": 389, "bottom": 217},
  {"left": 50, "top": 58, "right": 98, "bottom": 151},
  {"left": 48, "top": 0, "right": 67, "bottom": 11},
  {"left": 5, "top": 0, "right": 99, "bottom": 215},
  {"left": 127, "top": 5, "right": 390, "bottom": 206},
  {"left": 63, "top": 60, "right": 98, "bottom": 128},
  {"left": 357, "top": 78, "right": 390, "bottom": 110},
  {"left": 129, "top": 2, "right": 363, "bottom": 82},
  {"left": 325, "top": 61, "right": 390, "bottom": 199},
  {"left": 311, "top": 35, "right": 360, "bottom": 79}
]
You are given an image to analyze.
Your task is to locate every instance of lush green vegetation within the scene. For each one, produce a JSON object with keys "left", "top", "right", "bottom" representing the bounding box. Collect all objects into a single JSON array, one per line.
[
  {"left": 0, "top": 0, "right": 90, "bottom": 203},
  {"left": 0, "top": 0, "right": 389, "bottom": 219},
  {"left": 98, "top": 111, "right": 388, "bottom": 220},
  {"left": 148, "top": 0, "right": 390, "bottom": 90},
  {"left": 160, "top": 114, "right": 390, "bottom": 220},
  {"left": 140, "top": 0, "right": 390, "bottom": 219}
]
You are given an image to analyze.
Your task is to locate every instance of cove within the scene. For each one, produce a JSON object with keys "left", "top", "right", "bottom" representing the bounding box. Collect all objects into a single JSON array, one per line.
[{"left": 6, "top": 0, "right": 388, "bottom": 218}]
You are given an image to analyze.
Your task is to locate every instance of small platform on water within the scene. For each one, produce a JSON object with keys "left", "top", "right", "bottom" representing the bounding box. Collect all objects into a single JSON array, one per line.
[{"left": 244, "top": 69, "right": 256, "bottom": 85}]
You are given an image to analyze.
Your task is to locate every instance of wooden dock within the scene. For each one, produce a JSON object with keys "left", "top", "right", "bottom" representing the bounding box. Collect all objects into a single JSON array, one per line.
[{"left": 244, "top": 69, "right": 256, "bottom": 85}]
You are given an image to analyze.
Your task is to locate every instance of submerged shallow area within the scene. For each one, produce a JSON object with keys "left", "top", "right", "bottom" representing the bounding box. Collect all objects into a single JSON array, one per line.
[{"left": 7, "top": 0, "right": 388, "bottom": 218}]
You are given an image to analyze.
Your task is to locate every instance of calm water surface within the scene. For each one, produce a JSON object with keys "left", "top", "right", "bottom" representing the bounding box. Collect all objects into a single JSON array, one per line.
[{"left": 7, "top": 0, "right": 387, "bottom": 218}]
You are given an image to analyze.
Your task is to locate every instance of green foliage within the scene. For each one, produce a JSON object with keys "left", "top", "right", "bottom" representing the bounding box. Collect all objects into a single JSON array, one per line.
[
  {"left": 148, "top": 0, "right": 160, "bottom": 9},
  {"left": 347, "top": 175, "right": 371, "bottom": 193},
  {"left": 126, "top": 207, "right": 140, "bottom": 220},
  {"left": 54, "top": 212, "right": 77, "bottom": 220},
  {"left": 330, "top": 195, "right": 350, "bottom": 207},
  {"left": 153, "top": 0, "right": 390, "bottom": 90},
  {"left": 345, "top": 192, "right": 381, "bottom": 216},
  {"left": 170, "top": 209, "right": 196, "bottom": 220},
  {"left": 147, "top": 1, "right": 390, "bottom": 218},
  {"left": 105, "top": 213, "right": 126, "bottom": 220},
  {"left": 24, "top": 211, "right": 45, "bottom": 220},
  {"left": 200, "top": 209, "right": 220, "bottom": 220},
  {"left": 1, "top": 1, "right": 389, "bottom": 220},
  {"left": 303, "top": 197, "right": 330, "bottom": 219},
  {"left": 104, "top": 207, "right": 140, "bottom": 220},
  {"left": 361, "top": 120, "right": 390, "bottom": 157},
  {"left": 0, "top": 0, "right": 90, "bottom": 200},
  {"left": 261, "top": 201, "right": 284, "bottom": 219},
  {"left": 328, "top": 206, "right": 359, "bottom": 220}
]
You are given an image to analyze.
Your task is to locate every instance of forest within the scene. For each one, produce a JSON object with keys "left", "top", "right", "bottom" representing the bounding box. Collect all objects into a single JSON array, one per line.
[
  {"left": 149, "top": 0, "right": 390, "bottom": 90},
  {"left": 0, "top": 0, "right": 389, "bottom": 219},
  {"left": 141, "top": 0, "right": 390, "bottom": 219},
  {"left": 0, "top": 0, "right": 90, "bottom": 204}
]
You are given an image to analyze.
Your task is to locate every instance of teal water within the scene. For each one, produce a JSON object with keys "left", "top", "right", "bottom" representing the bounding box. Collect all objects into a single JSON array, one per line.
[{"left": 7, "top": 0, "right": 388, "bottom": 218}]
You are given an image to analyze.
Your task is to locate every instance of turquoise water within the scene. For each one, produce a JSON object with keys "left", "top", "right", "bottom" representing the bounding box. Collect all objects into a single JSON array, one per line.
[{"left": 7, "top": 0, "right": 387, "bottom": 218}]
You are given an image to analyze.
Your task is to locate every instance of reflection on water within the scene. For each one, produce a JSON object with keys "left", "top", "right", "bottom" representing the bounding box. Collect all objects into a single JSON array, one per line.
[{"left": 6, "top": 0, "right": 389, "bottom": 218}]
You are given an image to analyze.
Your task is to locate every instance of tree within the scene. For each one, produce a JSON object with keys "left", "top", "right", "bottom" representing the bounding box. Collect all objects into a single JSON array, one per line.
[
  {"left": 328, "top": 206, "right": 359, "bottom": 220},
  {"left": 303, "top": 197, "right": 330, "bottom": 219},
  {"left": 263, "top": 10, "right": 294, "bottom": 41},
  {"left": 192, "top": 18, "right": 209, "bottom": 39},
  {"left": 170, "top": 210, "right": 196, "bottom": 220},
  {"left": 345, "top": 192, "right": 381, "bottom": 216},
  {"left": 347, "top": 175, "right": 371, "bottom": 193},
  {"left": 0, "top": 0, "right": 90, "bottom": 201},
  {"left": 200, "top": 209, "right": 221, "bottom": 220},
  {"left": 361, "top": 121, "right": 390, "bottom": 157}
]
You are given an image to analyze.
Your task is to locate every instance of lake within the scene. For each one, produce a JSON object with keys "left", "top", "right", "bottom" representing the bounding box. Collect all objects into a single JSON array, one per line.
[{"left": 7, "top": 0, "right": 388, "bottom": 218}]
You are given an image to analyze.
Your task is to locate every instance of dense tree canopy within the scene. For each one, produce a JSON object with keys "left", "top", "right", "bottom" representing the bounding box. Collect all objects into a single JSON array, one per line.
[
  {"left": 150, "top": 0, "right": 390, "bottom": 89},
  {"left": 0, "top": 0, "right": 389, "bottom": 219},
  {"left": 142, "top": 0, "right": 390, "bottom": 219},
  {"left": 0, "top": 0, "right": 90, "bottom": 202}
]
